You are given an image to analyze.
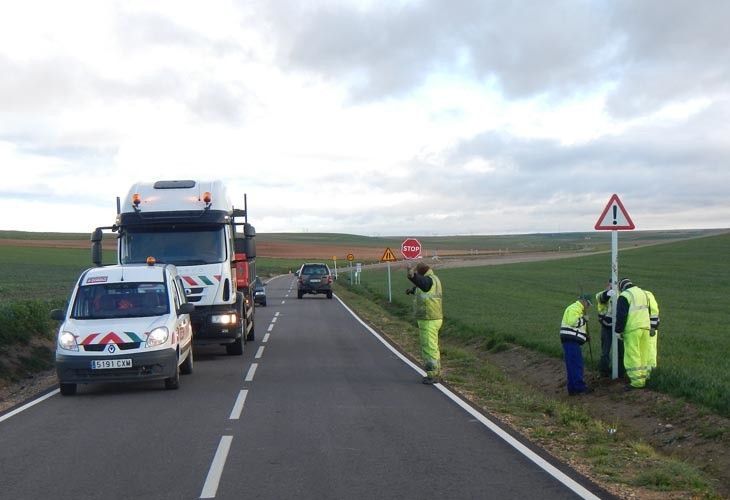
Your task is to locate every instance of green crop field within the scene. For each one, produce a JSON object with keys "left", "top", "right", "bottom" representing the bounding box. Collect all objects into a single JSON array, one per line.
[{"left": 345, "top": 233, "right": 730, "bottom": 416}]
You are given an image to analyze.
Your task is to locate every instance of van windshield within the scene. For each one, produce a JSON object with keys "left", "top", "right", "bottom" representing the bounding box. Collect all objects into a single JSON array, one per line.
[
  {"left": 71, "top": 283, "right": 169, "bottom": 319},
  {"left": 120, "top": 226, "right": 226, "bottom": 266}
]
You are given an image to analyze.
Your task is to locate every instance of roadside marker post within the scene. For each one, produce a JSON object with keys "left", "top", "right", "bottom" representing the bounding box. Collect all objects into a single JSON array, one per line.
[
  {"left": 380, "top": 247, "right": 398, "bottom": 302},
  {"left": 595, "top": 194, "right": 635, "bottom": 380},
  {"left": 332, "top": 256, "right": 338, "bottom": 280}
]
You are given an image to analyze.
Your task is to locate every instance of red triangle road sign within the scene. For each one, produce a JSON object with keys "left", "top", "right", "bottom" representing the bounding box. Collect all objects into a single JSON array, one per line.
[{"left": 595, "top": 194, "right": 635, "bottom": 230}]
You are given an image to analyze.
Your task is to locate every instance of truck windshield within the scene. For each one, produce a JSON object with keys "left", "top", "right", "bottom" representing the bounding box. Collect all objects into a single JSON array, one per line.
[
  {"left": 120, "top": 227, "right": 226, "bottom": 266},
  {"left": 71, "top": 283, "right": 169, "bottom": 320}
]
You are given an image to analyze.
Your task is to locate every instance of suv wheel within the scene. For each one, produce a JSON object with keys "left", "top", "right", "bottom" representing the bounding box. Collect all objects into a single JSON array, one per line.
[
  {"left": 226, "top": 337, "right": 243, "bottom": 355},
  {"left": 297, "top": 290, "right": 303, "bottom": 299},
  {"left": 327, "top": 290, "right": 333, "bottom": 299}
]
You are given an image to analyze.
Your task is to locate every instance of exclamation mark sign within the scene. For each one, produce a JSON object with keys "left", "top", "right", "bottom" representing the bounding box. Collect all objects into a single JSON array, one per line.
[{"left": 612, "top": 205, "right": 618, "bottom": 225}]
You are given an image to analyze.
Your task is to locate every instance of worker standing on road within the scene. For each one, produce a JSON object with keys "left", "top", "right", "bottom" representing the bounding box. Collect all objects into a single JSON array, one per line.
[
  {"left": 406, "top": 262, "right": 443, "bottom": 385},
  {"left": 615, "top": 278, "right": 651, "bottom": 390},
  {"left": 596, "top": 280, "right": 624, "bottom": 377},
  {"left": 644, "top": 289, "right": 660, "bottom": 376},
  {"left": 559, "top": 295, "right": 593, "bottom": 395}
]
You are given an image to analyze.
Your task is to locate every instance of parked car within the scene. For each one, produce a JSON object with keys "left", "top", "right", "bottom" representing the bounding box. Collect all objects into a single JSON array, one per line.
[
  {"left": 296, "top": 263, "right": 333, "bottom": 299},
  {"left": 50, "top": 261, "right": 195, "bottom": 395},
  {"left": 253, "top": 276, "right": 267, "bottom": 306}
]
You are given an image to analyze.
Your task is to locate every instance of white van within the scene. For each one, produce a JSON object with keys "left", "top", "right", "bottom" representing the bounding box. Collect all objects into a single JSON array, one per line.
[{"left": 51, "top": 260, "right": 194, "bottom": 395}]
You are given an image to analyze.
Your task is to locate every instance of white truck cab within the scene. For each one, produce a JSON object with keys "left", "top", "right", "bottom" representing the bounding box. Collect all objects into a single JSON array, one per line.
[{"left": 51, "top": 260, "right": 194, "bottom": 395}]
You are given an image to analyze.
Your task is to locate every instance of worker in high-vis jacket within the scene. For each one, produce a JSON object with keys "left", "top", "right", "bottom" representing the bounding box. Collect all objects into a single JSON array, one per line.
[
  {"left": 614, "top": 278, "right": 651, "bottom": 389},
  {"left": 559, "top": 294, "right": 593, "bottom": 395},
  {"left": 406, "top": 262, "right": 443, "bottom": 385},
  {"left": 595, "top": 279, "right": 624, "bottom": 377},
  {"left": 644, "top": 289, "right": 660, "bottom": 375}
]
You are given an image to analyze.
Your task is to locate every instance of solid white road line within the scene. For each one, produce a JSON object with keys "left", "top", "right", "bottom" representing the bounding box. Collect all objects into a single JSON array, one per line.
[
  {"left": 334, "top": 295, "right": 601, "bottom": 500},
  {"left": 228, "top": 390, "right": 249, "bottom": 420},
  {"left": 262, "top": 333, "right": 270, "bottom": 343},
  {"left": 244, "top": 363, "right": 258, "bottom": 382},
  {"left": 255, "top": 346, "right": 265, "bottom": 359},
  {"left": 0, "top": 389, "right": 59, "bottom": 424},
  {"left": 200, "top": 435, "right": 233, "bottom": 498}
]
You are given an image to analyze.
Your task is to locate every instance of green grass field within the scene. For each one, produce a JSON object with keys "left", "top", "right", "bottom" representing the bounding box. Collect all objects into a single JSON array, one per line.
[{"left": 345, "top": 233, "right": 730, "bottom": 416}]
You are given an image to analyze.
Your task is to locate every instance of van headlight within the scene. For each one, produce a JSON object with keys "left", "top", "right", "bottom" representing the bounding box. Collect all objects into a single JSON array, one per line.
[
  {"left": 58, "top": 331, "right": 79, "bottom": 351},
  {"left": 211, "top": 314, "right": 237, "bottom": 325},
  {"left": 146, "top": 327, "right": 169, "bottom": 348}
]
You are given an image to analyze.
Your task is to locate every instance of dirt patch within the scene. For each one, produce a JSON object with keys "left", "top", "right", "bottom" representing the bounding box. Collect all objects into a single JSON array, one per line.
[
  {"left": 485, "top": 345, "right": 730, "bottom": 498},
  {"left": 0, "top": 337, "right": 57, "bottom": 414}
]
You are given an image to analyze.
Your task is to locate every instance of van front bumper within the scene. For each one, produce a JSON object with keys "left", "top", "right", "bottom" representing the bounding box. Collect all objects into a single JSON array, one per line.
[{"left": 56, "top": 349, "right": 177, "bottom": 384}]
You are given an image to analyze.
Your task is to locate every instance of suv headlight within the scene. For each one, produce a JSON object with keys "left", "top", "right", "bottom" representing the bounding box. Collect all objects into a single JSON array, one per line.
[
  {"left": 58, "top": 331, "right": 79, "bottom": 351},
  {"left": 146, "top": 327, "right": 169, "bottom": 348},
  {"left": 211, "top": 314, "right": 237, "bottom": 325}
]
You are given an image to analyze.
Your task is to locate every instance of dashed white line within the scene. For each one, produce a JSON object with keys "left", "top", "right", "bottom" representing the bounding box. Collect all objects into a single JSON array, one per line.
[
  {"left": 267, "top": 323, "right": 274, "bottom": 332},
  {"left": 255, "top": 346, "right": 265, "bottom": 359},
  {"left": 281, "top": 300, "right": 286, "bottom": 304},
  {"left": 275, "top": 312, "right": 280, "bottom": 317},
  {"left": 262, "top": 332, "right": 270, "bottom": 343},
  {"left": 244, "top": 363, "right": 258, "bottom": 382},
  {"left": 228, "top": 390, "right": 249, "bottom": 420},
  {"left": 271, "top": 317, "right": 277, "bottom": 323},
  {"left": 200, "top": 435, "right": 233, "bottom": 498}
]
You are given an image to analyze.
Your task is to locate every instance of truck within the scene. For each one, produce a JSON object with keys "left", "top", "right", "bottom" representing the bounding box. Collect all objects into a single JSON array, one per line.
[{"left": 91, "top": 179, "right": 256, "bottom": 355}]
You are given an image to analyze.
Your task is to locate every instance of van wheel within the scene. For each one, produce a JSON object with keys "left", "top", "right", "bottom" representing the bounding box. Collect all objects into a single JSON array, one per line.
[
  {"left": 180, "top": 347, "right": 193, "bottom": 375},
  {"left": 59, "top": 383, "right": 76, "bottom": 396},
  {"left": 165, "top": 364, "right": 180, "bottom": 390},
  {"left": 226, "top": 337, "right": 243, "bottom": 355}
]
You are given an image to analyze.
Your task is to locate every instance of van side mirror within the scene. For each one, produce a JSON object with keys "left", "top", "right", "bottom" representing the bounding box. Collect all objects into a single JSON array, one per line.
[
  {"left": 50, "top": 308, "right": 66, "bottom": 321},
  {"left": 178, "top": 303, "right": 195, "bottom": 315}
]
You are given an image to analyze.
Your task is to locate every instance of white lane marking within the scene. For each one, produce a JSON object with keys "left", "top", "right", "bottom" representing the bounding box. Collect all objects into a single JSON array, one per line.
[
  {"left": 244, "top": 363, "right": 258, "bottom": 382},
  {"left": 281, "top": 300, "right": 286, "bottom": 304},
  {"left": 200, "top": 435, "right": 233, "bottom": 498},
  {"left": 228, "top": 390, "right": 249, "bottom": 420},
  {"left": 275, "top": 312, "right": 280, "bottom": 317},
  {"left": 262, "top": 333, "right": 270, "bottom": 343},
  {"left": 334, "top": 295, "right": 601, "bottom": 500},
  {"left": 267, "top": 323, "right": 274, "bottom": 332},
  {"left": 255, "top": 346, "right": 265, "bottom": 359},
  {"left": 271, "top": 317, "right": 277, "bottom": 323},
  {"left": 0, "top": 389, "right": 59, "bottom": 424}
]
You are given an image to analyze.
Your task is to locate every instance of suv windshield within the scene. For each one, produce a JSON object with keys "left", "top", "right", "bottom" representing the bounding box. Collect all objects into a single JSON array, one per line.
[
  {"left": 71, "top": 283, "right": 169, "bottom": 319},
  {"left": 120, "top": 226, "right": 226, "bottom": 266}
]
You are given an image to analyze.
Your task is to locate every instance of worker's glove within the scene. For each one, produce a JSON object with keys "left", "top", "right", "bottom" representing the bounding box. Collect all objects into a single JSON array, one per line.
[
  {"left": 649, "top": 329, "right": 657, "bottom": 337},
  {"left": 606, "top": 289, "right": 616, "bottom": 297},
  {"left": 405, "top": 287, "right": 415, "bottom": 295}
]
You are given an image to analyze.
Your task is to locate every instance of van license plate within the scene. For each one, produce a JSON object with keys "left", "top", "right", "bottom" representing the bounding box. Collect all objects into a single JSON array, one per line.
[{"left": 91, "top": 359, "right": 133, "bottom": 370}]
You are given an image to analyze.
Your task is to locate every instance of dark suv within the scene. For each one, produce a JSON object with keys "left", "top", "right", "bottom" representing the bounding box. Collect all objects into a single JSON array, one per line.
[{"left": 297, "top": 263, "right": 333, "bottom": 299}]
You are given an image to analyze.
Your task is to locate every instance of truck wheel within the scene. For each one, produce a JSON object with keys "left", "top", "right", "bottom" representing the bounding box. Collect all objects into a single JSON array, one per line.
[
  {"left": 226, "top": 337, "right": 243, "bottom": 355},
  {"left": 59, "top": 383, "right": 76, "bottom": 396},
  {"left": 180, "top": 347, "right": 194, "bottom": 375},
  {"left": 165, "top": 363, "right": 180, "bottom": 390}
]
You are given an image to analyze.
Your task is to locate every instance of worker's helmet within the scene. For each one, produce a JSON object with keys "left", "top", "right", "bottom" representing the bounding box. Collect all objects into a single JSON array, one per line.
[{"left": 618, "top": 278, "right": 633, "bottom": 291}]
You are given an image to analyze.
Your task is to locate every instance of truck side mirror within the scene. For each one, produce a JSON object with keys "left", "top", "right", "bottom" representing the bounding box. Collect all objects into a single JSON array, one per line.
[
  {"left": 178, "top": 303, "right": 195, "bottom": 315},
  {"left": 91, "top": 228, "right": 103, "bottom": 267},
  {"left": 50, "top": 308, "right": 66, "bottom": 321}
]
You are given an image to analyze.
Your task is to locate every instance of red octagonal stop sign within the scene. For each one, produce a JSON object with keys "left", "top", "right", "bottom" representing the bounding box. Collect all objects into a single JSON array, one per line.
[{"left": 401, "top": 238, "right": 422, "bottom": 260}]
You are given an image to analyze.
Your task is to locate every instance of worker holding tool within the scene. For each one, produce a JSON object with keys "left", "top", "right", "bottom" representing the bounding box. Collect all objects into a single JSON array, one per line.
[
  {"left": 406, "top": 262, "right": 443, "bottom": 385},
  {"left": 559, "top": 294, "right": 593, "bottom": 395},
  {"left": 615, "top": 278, "right": 651, "bottom": 390},
  {"left": 596, "top": 279, "right": 624, "bottom": 377}
]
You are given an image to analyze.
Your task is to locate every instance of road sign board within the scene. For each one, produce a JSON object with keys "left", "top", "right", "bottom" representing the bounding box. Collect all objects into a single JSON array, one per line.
[
  {"left": 401, "top": 238, "right": 422, "bottom": 259},
  {"left": 380, "top": 247, "right": 398, "bottom": 262},
  {"left": 346, "top": 253, "right": 355, "bottom": 261},
  {"left": 595, "top": 194, "right": 635, "bottom": 230}
]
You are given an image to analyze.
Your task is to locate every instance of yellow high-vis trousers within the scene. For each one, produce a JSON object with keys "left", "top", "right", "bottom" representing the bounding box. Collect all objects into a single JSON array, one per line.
[
  {"left": 624, "top": 329, "right": 649, "bottom": 388},
  {"left": 417, "top": 319, "right": 443, "bottom": 378}
]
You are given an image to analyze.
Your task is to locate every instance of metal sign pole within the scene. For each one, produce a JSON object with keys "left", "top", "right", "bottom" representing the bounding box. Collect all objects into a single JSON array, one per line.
[
  {"left": 387, "top": 262, "right": 392, "bottom": 302},
  {"left": 611, "top": 230, "right": 619, "bottom": 380}
]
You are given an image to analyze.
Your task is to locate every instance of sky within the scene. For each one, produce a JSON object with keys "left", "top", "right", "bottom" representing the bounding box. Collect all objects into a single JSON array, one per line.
[{"left": 1, "top": 0, "right": 729, "bottom": 236}]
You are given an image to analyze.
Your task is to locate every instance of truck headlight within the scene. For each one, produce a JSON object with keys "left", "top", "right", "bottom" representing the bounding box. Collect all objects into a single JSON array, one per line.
[
  {"left": 59, "top": 331, "right": 79, "bottom": 351},
  {"left": 211, "top": 314, "right": 237, "bottom": 325},
  {"left": 146, "top": 327, "right": 169, "bottom": 348}
]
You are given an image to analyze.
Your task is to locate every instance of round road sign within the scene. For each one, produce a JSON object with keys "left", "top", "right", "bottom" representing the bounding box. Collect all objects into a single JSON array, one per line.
[
  {"left": 346, "top": 253, "right": 355, "bottom": 261},
  {"left": 401, "top": 238, "right": 422, "bottom": 260}
]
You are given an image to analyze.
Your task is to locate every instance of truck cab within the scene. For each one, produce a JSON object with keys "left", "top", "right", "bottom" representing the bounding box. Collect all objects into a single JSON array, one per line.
[
  {"left": 92, "top": 180, "right": 256, "bottom": 356},
  {"left": 52, "top": 261, "right": 194, "bottom": 395}
]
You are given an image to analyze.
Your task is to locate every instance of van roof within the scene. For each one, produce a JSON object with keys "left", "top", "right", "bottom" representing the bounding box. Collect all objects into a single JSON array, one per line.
[{"left": 81, "top": 264, "right": 172, "bottom": 286}]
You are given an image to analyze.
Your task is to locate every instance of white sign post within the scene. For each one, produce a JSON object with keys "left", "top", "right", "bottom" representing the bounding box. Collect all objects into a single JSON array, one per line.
[
  {"left": 594, "top": 194, "right": 635, "bottom": 380},
  {"left": 380, "top": 248, "right": 398, "bottom": 302}
]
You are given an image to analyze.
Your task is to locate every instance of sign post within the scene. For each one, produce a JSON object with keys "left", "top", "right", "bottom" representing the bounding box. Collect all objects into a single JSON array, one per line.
[
  {"left": 332, "top": 256, "right": 338, "bottom": 280},
  {"left": 380, "top": 247, "right": 398, "bottom": 302},
  {"left": 594, "top": 194, "right": 635, "bottom": 380},
  {"left": 346, "top": 253, "right": 355, "bottom": 284}
]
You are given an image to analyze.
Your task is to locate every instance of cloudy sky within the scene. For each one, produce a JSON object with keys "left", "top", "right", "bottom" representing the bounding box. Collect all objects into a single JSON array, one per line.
[{"left": 1, "top": 0, "right": 728, "bottom": 236}]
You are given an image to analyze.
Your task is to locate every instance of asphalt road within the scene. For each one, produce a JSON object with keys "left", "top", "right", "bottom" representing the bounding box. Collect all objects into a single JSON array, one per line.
[{"left": 0, "top": 276, "right": 604, "bottom": 499}]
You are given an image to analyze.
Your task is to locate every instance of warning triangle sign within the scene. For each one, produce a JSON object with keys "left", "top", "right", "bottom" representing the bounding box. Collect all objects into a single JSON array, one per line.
[
  {"left": 380, "top": 247, "right": 398, "bottom": 262},
  {"left": 595, "top": 194, "right": 635, "bottom": 230}
]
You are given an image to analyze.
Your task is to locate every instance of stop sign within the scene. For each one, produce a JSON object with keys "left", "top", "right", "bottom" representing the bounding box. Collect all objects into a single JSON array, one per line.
[{"left": 401, "top": 238, "right": 422, "bottom": 260}]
